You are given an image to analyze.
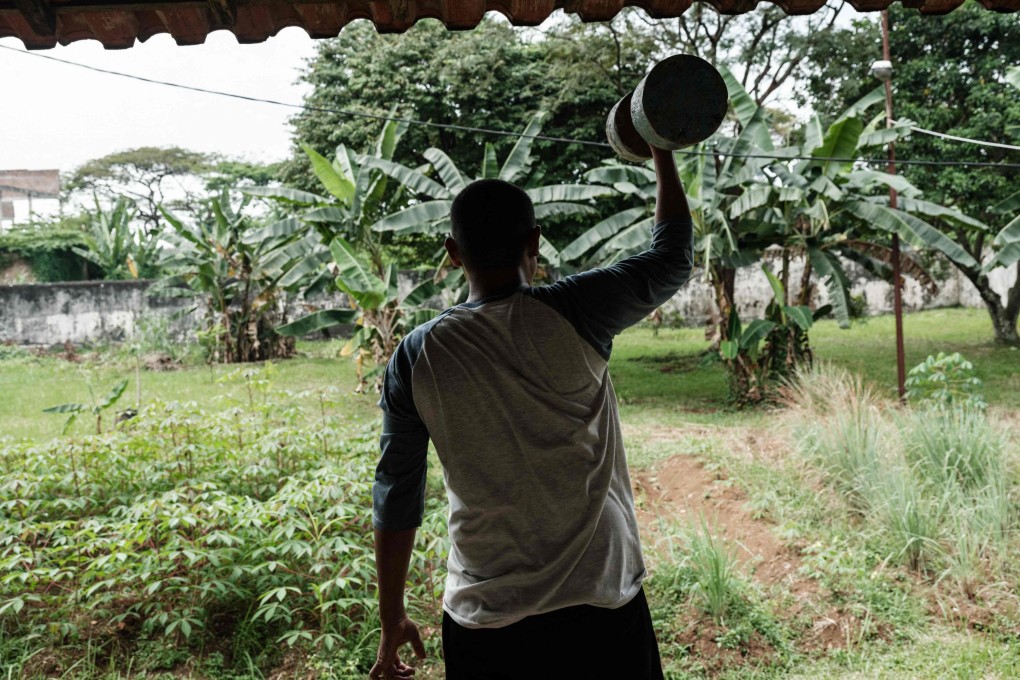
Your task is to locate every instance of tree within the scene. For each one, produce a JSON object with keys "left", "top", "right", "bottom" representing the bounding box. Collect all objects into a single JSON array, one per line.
[
  {"left": 159, "top": 195, "right": 305, "bottom": 363},
  {"left": 255, "top": 120, "right": 446, "bottom": 390},
  {"left": 73, "top": 197, "right": 163, "bottom": 280},
  {"left": 801, "top": 2, "right": 1020, "bottom": 344},
  {"left": 367, "top": 114, "right": 610, "bottom": 273},
  {"left": 634, "top": 2, "right": 848, "bottom": 108},
  {"left": 560, "top": 77, "right": 978, "bottom": 402},
  {"left": 283, "top": 18, "right": 652, "bottom": 202},
  {"left": 65, "top": 147, "right": 215, "bottom": 233},
  {"left": 267, "top": 115, "right": 607, "bottom": 390}
]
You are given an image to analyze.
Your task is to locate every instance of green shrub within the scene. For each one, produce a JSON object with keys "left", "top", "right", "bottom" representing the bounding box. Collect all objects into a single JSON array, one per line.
[
  {"left": 686, "top": 520, "right": 743, "bottom": 625},
  {"left": 791, "top": 365, "right": 886, "bottom": 507},
  {"left": 901, "top": 406, "right": 1005, "bottom": 493},
  {"left": 0, "top": 216, "right": 93, "bottom": 282},
  {"left": 905, "top": 352, "right": 986, "bottom": 410}
]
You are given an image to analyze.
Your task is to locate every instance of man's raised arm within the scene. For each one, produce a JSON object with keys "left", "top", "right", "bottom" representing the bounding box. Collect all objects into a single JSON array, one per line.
[
  {"left": 529, "top": 147, "right": 695, "bottom": 359},
  {"left": 652, "top": 146, "right": 689, "bottom": 224}
]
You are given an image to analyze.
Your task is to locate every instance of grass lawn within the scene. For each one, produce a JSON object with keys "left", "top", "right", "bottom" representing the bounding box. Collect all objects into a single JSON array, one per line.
[{"left": 1, "top": 307, "right": 1017, "bottom": 679}]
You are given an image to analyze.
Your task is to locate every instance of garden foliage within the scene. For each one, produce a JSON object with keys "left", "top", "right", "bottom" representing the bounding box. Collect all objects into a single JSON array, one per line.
[
  {"left": 159, "top": 195, "right": 306, "bottom": 363},
  {"left": 789, "top": 364, "right": 1015, "bottom": 580},
  {"left": 0, "top": 367, "right": 447, "bottom": 676},
  {"left": 905, "top": 352, "right": 987, "bottom": 410}
]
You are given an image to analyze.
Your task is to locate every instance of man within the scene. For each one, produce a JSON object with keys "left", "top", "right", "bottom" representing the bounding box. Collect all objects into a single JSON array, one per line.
[{"left": 370, "top": 145, "right": 692, "bottom": 680}]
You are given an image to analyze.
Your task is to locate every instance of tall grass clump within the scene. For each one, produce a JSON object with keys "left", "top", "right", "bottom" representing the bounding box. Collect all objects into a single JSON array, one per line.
[
  {"left": 787, "top": 363, "right": 1018, "bottom": 587},
  {"left": 898, "top": 406, "right": 1015, "bottom": 583},
  {"left": 785, "top": 364, "right": 886, "bottom": 508},
  {"left": 686, "top": 519, "right": 743, "bottom": 625}
]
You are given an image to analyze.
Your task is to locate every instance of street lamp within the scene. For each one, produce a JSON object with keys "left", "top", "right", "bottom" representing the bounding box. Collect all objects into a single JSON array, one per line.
[
  {"left": 872, "top": 11, "right": 907, "bottom": 402},
  {"left": 870, "top": 60, "right": 893, "bottom": 83}
]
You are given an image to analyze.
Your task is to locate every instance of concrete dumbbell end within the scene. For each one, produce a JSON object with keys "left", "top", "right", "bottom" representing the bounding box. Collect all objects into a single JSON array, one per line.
[
  {"left": 606, "top": 91, "right": 653, "bottom": 163},
  {"left": 631, "top": 54, "right": 728, "bottom": 151}
]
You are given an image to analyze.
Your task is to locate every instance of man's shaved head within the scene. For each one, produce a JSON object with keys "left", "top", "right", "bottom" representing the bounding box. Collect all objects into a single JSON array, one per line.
[{"left": 450, "top": 179, "right": 536, "bottom": 270}]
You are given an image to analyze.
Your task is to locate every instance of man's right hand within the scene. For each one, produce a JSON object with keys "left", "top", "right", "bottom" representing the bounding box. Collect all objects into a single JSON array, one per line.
[{"left": 369, "top": 616, "right": 427, "bottom": 679}]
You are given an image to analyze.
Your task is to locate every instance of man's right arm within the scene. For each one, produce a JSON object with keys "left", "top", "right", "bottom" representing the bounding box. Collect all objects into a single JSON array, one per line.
[
  {"left": 652, "top": 146, "right": 689, "bottom": 224},
  {"left": 529, "top": 148, "right": 694, "bottom": 359}
]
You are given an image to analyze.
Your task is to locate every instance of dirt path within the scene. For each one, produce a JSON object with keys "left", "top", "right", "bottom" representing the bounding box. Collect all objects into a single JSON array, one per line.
[{"left": 630, "top": 424, "right": 859, "bottom": 659}]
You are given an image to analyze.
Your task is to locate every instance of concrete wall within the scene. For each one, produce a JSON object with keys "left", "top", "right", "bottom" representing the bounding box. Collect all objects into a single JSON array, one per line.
[
  {"left": 655, "top": 255, "right": 1015, "bottom": 326},
  {"left": 0, "top": 260, "right": 1015, "bottom": 346},
  {"left": 0, "top": 280, "right": 199, "bottom": 346}
]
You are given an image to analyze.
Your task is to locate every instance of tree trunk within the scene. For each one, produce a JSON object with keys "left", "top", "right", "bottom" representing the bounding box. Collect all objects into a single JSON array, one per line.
[
  {"left": 959, "top": 263, "right": 1020, "bottom": 347},
  {"left": 797, "top": 256, "right": 814, "bottom": 306},
  {"left": 712, "top": 265, "right": 737, "bottom": 340}
]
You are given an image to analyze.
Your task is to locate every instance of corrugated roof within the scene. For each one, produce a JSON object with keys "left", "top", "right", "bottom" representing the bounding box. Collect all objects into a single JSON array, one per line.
[{"left": 1, "top": 0, "right": 1017, "bottom": 50}]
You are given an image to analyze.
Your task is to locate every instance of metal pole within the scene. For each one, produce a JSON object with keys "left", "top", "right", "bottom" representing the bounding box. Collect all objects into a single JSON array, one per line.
[{"left": 882, "top": 10, "right": 907, "bottom": 402}]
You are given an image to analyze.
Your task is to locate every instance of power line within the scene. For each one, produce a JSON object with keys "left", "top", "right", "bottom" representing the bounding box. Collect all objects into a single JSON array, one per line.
[
  {"left": 906, "top": 124, "right": 1020, "bottom": 152},
  {"left": 3, "top": 43, "right": 1020, "bottom": 171}
]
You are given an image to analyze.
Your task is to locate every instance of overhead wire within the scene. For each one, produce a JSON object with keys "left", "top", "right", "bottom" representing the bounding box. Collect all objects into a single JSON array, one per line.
[
  {"left": 904, "top": 124, "right": 1020, "bottom": 152},
  {"left": 3, "top": 42, "right": 1020, "bottom": 170}
]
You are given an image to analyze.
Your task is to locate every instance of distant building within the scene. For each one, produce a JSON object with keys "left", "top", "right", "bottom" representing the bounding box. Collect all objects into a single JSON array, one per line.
[{"left": 0, "top": 170, "right": 61, "bottom": 228}]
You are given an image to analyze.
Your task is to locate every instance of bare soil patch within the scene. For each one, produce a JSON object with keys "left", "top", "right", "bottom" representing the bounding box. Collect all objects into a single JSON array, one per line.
[{"left": 630, "top": 422, "right": 864, "bottom": 666}]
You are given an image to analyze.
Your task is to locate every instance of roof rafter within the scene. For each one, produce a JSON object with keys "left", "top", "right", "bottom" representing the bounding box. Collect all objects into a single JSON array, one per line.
[
  {"left": 11, "top": 0, "right": 55, "bottom": 35},
  {"left": 0, "top": 0, "right": 1017, "bottom": 50}
]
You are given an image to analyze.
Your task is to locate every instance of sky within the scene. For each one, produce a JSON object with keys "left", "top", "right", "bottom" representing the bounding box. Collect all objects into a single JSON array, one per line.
[
  {"left": 1, "top": 28, "right": 318, "bottom": 173},
  {"left": 0, "top": 9, "right": 861, "bottom": 177}
]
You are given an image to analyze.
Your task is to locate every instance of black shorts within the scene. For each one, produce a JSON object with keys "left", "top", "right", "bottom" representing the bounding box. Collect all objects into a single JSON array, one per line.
[{"left": 441, "top": 587, "right": 664, "bottom": 680}]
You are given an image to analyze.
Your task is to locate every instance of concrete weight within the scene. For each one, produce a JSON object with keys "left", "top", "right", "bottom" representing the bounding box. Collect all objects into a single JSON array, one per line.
[
  {"left": 606, "top": 92, "right": 652, "bottom": 162},
  {"left": 630, "top": 54, "right": 728, "bottom": 151}
]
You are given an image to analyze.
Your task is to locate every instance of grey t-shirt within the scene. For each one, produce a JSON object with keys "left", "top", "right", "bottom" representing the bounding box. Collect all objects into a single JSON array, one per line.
[{"left": 374, "top": 217, "right": 693, "bottom": 628}]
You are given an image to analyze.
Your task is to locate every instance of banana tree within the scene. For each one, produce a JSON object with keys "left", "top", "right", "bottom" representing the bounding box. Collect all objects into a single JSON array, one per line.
[
  {"left": 365, "top": 112, "right": 614, "bottom": 282},
  {"left": 244, "top": 119, "right": 415, "bottom": 295},
  {"left": 757, "top": 89, "right": 984, "bottom": 327},
  {"left": 721, "top": 266, "right": 832, "bottom": 404},
  {"left": 277, "top": 238, "right": 453, "bottom": 392},
  {"left": 158, "top": 194, "right": 308, "bottom": 363},
  {"left": 244, "top": 120, "right": 442, "bottom": 388},
  {"left": 269, "top": 115, "right": 608, "bottom": 390},
  {"left": 73, "top": 196, "right": 163, "bottom": 280}
]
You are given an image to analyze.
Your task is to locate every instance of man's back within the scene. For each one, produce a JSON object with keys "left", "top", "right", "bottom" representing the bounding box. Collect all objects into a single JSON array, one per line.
[
  {"left": 405, "top": 288, "right": 645, "bottom": 627},
  {"left": 370, "top": 159, "right": 691, "bottom": 680}
]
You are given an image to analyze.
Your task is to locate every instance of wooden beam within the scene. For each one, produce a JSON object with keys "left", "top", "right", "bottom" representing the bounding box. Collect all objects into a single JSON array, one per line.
[
  {"left": 12, "top": 0, "right": 55, "bottom": 34},
  {"left": 207, "top": 0, "right": 236, "bottom": 26}
]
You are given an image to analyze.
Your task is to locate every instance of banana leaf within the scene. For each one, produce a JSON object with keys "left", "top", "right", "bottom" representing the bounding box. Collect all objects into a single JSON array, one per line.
[
  {"left": 584, "top": 165, "right": 656, "bottom": 187},
  {"left": 329, "top": 238, "right": 387, "bottom": 310},
  {"left": 808, "top": 246, "right": 852, "bottom": 329},
  {"left": 481, "top": 143, "right": 499, "bottom": 180},
  {"left": 812, "top": 117, "right": 862, "bottom": 178},
  {"left": 276, "top": 309, "right": 358, "bottom": 336},
  {"left": 424, "top": 149, "right": 467, "bottom": 193},
  {"left": 539, "top": 236, "right": 561, "bottom": 267},
  {"left": 96, "top": 379, "right": 129, "bottom": 411},
  {"left": 302, "top": 142, "right": 355, "bottom": 203},
  {"left": 242, "top": 186, "right": 325, "bottom": 206},
  {"left": 718, "top": 64, "right": 758, "bottom": 132},
  {"left": 592, "top": 218, "right": 656, "bottom": 263},
  {"left": 526, "top": 185, "right": 613, "bottom": 203},
  {"left": 784, "top": 306, "right": 814, "bottom": 331},
  {"left": 362, "top": 156, "right": 452, "bottom": 199},
  {"left": 739, "top": 319, "right": 778, "bottom": 350},
  {"left": 371, "top": 201, "right": 452, "bottom": 235},
  {"left": 499, "top": 113, "right": 544, "bottom": 183},
  {"left": 993, "top": 189, "right": 1020, "bottom": 215},
  {"left": 533, "top": 203, "right": 598, "bottom": 221},
  {"left": 834, "top": 86, "right": 885, "bottom": 124},
  {"left": 844, "top": 201, "right": 979, "bottom": 269}
]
